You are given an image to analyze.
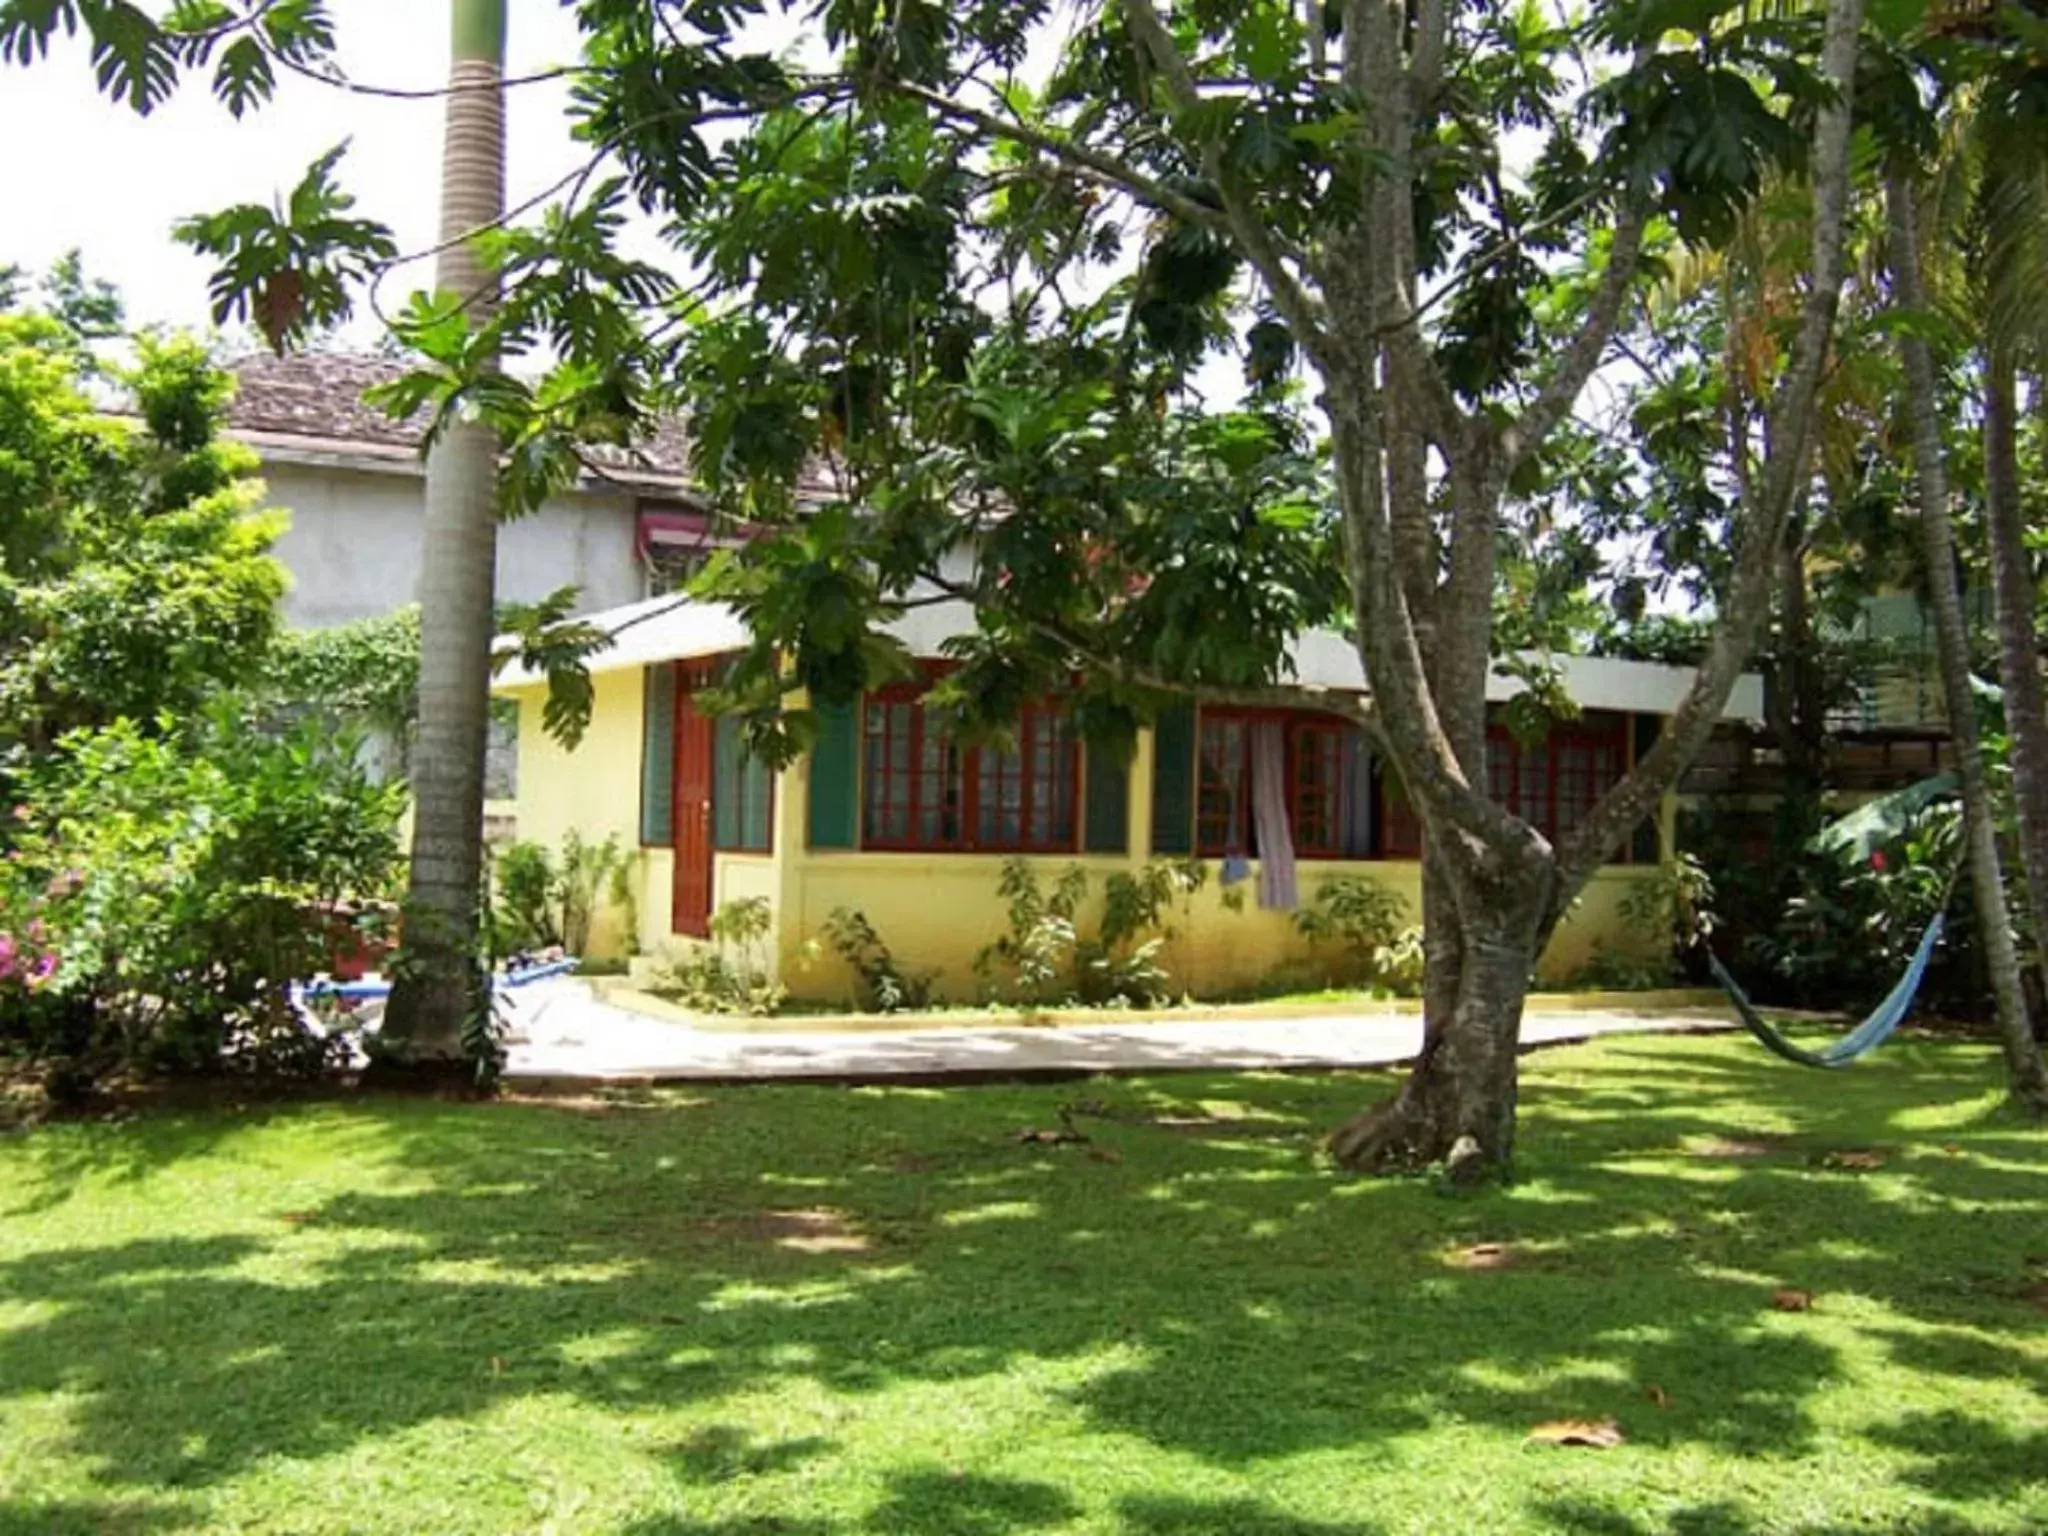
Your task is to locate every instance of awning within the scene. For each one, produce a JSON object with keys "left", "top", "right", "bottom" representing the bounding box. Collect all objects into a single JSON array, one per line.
[{"left": 495, "top": 594, "right": 1764, "bottom": 723}]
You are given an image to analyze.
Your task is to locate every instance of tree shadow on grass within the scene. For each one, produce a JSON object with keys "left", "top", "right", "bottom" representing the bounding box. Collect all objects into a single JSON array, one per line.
[
  {"left": 664, "top": 1425, "right": 838, "bottom": 1485},
  {"left": 619, "top": 1475, "right": 1381, "bottom": 1536},
  {"left": 1866, "top": 1409, "right": 2048, "bottom": 1501},
  {"left": 0, "top": 1498, "right": 195, "bottom": 1536},
  {"left": 1538, "top": 1497, "right": 2025, "bottom": 1536},
  {"left": 0, "top": 1040, "right": 2041, "bottom": 1531}
]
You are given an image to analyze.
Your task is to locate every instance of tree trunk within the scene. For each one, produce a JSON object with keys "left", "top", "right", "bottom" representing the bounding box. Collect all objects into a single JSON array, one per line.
[
  {"left": 380, "top": 0, "right": 509, "bottom": 1066},
  {"left": 1329, "top": 847, "right": 1551, "bottom": 1180},
  {"left": 1981, "top": 349, "right": 2048, "bottom": 1006},
  {"left": 1887, "top": 171, "right": 2048, "bottom": 1111}
]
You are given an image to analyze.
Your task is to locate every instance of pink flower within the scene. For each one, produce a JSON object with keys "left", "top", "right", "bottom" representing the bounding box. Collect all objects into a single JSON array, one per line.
[
  {"left": 1870, "top": 850, "right": 1889, "bottom": 873},
  {"left": 0, "top": 933, "right": 16, "bottom": 982},
  {"left": 25, "top": 950, "right": 56, "bottom": 988}
]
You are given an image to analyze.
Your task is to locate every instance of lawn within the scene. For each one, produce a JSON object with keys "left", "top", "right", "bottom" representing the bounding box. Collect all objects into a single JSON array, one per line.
[{"left": 0, "top": 1035, "right": 2042, "bottom": 1536}]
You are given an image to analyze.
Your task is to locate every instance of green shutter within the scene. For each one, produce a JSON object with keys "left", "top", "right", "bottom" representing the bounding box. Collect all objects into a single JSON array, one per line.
[
  {"left": 744, "top": 757, "right": 772, "bottom": 851},
  {"left": 1083, "top": 739, "right": 1130, "bottom": 854},
  {"left": 1149, "top": 703, "right": 1196, "bottom": 855},
  {"left": 639, "top": 663, "right": 676, "bottom": 847},
  {"left": 714, "top": 715, "right": 775, "bottom": 852},
  {"left": 714, "top": 714, "right": 743, "bottom": 850},
  {"left": 1631, "top": 713, "right": 1662, "bottom": 864},
  {"left": 808, "top": 696, "right": 860, "bottom": 849}
]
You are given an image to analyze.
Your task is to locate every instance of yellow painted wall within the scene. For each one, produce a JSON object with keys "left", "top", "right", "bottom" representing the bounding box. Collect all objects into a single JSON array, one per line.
[
  {"left": 504, "top": 671, "right": 669, "bottom": 959},
  {"left": 508, "top": 662, "right": 1672, "bottom": 993},
  {"left": 776, "top": 850, "right": 1663, "bottom": 1003}
]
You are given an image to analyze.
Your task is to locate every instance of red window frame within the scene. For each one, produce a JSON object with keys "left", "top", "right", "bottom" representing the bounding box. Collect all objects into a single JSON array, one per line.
[
  {"left": 1194, "top": 709, "right": 1355, "bottom": 860},
  {"left": 1375, "top": 712, "right": 1635, "bottom": 862},
  {"left": 860, "top": 687, "right": 1080, "bottom": 854},
  {"left": 1289, "top": 718, "right": 1346, "bottom": 858},
  {"left": 1485, "top": 712, "right": 1630, "bottom": 848},
  {"left": 1196, "top": 715, "right": 1253, "bottom": 856}
]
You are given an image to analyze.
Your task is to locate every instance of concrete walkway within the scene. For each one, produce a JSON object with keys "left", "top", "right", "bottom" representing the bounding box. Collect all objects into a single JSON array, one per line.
[{"left": 500, "top": 978, "right": 1736, "bottom": 1085}]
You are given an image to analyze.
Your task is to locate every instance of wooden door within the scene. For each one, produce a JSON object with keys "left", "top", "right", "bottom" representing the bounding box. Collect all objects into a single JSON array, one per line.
[{"left": 671, "top": 670, "right": 715, "bottom": 937}]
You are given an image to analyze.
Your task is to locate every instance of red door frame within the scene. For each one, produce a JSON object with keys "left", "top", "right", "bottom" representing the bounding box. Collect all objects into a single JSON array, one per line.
[{"left": 671, "top": 666, "right": 715, "bottom": 937}]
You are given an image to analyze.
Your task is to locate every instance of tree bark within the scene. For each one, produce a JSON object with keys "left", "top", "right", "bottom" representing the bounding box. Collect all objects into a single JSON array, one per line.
[
  {"left": 1981, "top": 349, "right": 2048, "bottom": 1007},
  {"left": 1328, "top": 850, "right": 1550, "bottom": 1179},
  {"left": 380, "top": 0, "right": 508, "bottom": 1065},
  {"left": 1887, "top": 171, "right": 2048, "bottom": 1110},
  {"left": 1318, "top": 0, "right": 1868, "bottom": 1174}
]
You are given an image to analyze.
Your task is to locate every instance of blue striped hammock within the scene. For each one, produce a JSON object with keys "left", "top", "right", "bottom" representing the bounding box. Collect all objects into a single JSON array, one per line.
[{"left": 1707, "top": 911, "right": 1946, "bottom": 1068}]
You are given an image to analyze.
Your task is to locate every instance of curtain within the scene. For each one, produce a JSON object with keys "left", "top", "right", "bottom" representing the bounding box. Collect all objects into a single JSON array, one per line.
[{"left": 1250, "top": 721, "right": 1298, "bottom": 911}]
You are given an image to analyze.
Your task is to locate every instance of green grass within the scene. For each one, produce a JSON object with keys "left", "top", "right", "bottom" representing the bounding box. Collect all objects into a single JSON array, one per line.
[{"left": 1, "top": 1036, "right": 2043, "bottom": 1536}]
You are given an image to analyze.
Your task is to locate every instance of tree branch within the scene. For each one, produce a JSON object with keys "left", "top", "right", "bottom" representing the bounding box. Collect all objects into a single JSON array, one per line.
[
  {"left": 891, "top": 80, "right": 1234, "bottom": 239},
  {"left": 1554, "top": 0, "right": 1867, "bottom": 898},
  {"left": 1500, "top": 197, "right": 1649, "bottom": 473},
  {"left": 1118, "top": 0, "right": 1334, "bottom": 362}
]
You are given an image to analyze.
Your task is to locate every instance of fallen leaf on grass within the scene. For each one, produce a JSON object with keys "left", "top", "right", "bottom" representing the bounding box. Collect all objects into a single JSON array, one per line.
[
  {"left": 1772, "top": 1288, "right": 1815, "bottom": 1312},
  {"left": 1644, "top": 1384, "right": 1671, "bottom": 1409},
  {"left": 1016, "top": 1127, "right": 1087, "bottom": 1146},
  {"left": 1086, "top": 1147, "right": 1123, "bottom": 1165},
  {"left": 277, "top": 1211, "right": 314, "bottom": 1226},
  {"left": 1450, "top": 1242, "right": 1516, "bottom": 1271},
  {"left": 1818, "top": 1148, "right": 1887, "bottom": 1171},
  {"left": 1527, "top": 1419, "right": 1626, "bottom": 1448},
  {"left": 489, "top": 1356, "right": 505, "bottom": 1377},
  {"left": 1686, "top": 1136, "right": 1783, "bottom": 1160}
]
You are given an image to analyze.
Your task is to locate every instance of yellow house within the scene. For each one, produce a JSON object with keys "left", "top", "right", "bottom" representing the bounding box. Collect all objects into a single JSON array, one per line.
[{"left": 497, "top": 595, "right": 1765, "bottom": 1004}]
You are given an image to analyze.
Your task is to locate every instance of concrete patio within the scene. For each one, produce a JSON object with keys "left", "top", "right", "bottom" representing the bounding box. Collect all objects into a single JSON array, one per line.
[{"left": 499, "top": 977, "right": 1738, "bottom": 1085}]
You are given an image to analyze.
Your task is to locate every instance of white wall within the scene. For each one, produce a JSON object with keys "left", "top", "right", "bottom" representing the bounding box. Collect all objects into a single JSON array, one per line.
[{"left": 258, "top": 461, "right": 646, "bottom": 629}]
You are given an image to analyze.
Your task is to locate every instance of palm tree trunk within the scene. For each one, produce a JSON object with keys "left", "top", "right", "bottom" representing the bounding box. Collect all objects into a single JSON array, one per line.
[
  {"left": 381, "top": 0, "right": 508, "bottom": 1065},
  {"left": 1888, "top": 170, "right": 2048, "bottom": 1110},
  {"left": 1981, "top": 348, "right": 2048, "bottom": 1009}
]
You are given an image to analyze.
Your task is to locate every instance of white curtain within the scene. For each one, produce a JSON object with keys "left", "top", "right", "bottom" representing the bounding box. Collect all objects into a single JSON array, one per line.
[{"left": 1250, "top": 721, "right": 1298, "bottom": 911}]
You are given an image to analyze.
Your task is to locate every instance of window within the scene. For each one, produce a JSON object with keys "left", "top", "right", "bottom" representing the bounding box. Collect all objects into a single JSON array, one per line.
[
  {"left": 1196, "top": 716, "right": 1251, "bottom": 855},
  {"left": 861, "top": 691, "right": 1078, "bottom": 853},
  {"left": 713, "top": 714, "right": 773, "bottom": 852},
  {"left": 1193, "top": 711, "right": 1362, "bottom": 859},
  {"left": 1290, "top": 720, "right": 1346, "bottom": 857},
  {"left": 1485, "top": 713, "right": 1628, "bottom": 847}
]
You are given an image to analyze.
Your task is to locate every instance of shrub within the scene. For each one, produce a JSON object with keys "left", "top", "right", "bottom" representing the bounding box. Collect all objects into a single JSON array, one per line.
[
  {"left": 489, "top": 832, "right": 632, "bottom": 958},
  {"left": 1685, "top": 798, "right": 1983, "bottom": 1020},
  {"left": 648, "top": 896, "right": 784, "bottom": 1015},
  {"left": 1573, "top": 853, "right": 1720, "bottom": 991},
  {"left": 822, "top": 907, "right": 937, "bottom": 1013},
  {"left": 492, "top": 841, "right": 559, "bottom": 952},
  {"left": 975, "top": 859, "right": 1088, "bottom": 1007},
  {"left": 0, "top": 706, "right": 405, "bottom": 1094},
  {"left": 1292, "top": 875, "right": 1418, "bottom": 994},
  {"left": 976, "top": 857, "right": 1210, "bottom": 1010}
]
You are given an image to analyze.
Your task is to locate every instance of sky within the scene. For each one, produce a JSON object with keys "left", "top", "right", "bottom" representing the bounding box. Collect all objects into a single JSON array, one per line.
[{"left": 0, "top": 3, "right": 635, "bottom": 342}]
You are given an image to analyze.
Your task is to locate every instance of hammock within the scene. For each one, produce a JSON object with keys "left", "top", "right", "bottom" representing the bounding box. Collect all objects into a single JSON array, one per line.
[{"left": 1706, "top": 911, "right": 1946, "bottom": 1068}]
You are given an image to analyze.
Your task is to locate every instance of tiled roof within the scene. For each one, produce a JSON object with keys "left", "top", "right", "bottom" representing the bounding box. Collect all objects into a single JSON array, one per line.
[{"left": 225, "top": 351, "right": 701, "bottom": 488}]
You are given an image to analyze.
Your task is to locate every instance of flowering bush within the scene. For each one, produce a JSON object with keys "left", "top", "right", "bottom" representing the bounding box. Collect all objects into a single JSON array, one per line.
[
  {"left": 1690, "top": 795, "right": 1983, "bottom": 1021},
  {"left": 0, "top": 705, "right": 405, "bottom": 1096}
]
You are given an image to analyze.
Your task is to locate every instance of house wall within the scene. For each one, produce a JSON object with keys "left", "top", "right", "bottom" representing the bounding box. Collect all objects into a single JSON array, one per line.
[
  {"left": 504, "top": 664, "right": 1674, "bottom": 998},
  {"left": 257, "top": 462, "right": 646, "bottom": 630},
  {"left": 506, "top": 668, "right": 655, "bottom": 958}
]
